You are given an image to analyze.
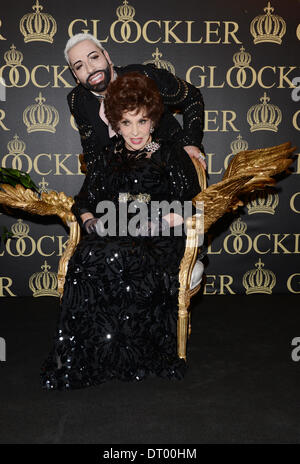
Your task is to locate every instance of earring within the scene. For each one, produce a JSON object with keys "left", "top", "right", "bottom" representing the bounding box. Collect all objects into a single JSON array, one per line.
[{"left": 150, "top": 127, "right": 154, "bottom": 133}]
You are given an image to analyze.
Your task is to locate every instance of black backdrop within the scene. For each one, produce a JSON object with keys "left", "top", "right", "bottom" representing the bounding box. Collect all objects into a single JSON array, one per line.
[{"left": 0, "top": 0, "right": 299, "bottom": 297}]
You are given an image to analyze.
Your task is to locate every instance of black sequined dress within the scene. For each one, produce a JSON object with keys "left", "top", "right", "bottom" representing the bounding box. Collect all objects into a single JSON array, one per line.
[{"left": 41, "top": 138, "right": 200, "bottom": 390}]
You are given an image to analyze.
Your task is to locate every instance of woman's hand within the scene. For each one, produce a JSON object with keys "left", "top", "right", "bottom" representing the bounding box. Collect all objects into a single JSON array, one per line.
[
  {"left": 162, "top": 213, "right": 184, "bottom": 227},
  {"left": 82, "top": 217, "right": 98, "bottom": 234},
  {"left": 184, "top": 145, "right": 207, "bottom": 170},
  {"left": 82, "top": 217, "right": 107, "bottom": 236},
  {"left": 138, "top": 213, "right": 183, "bottom": 236}
]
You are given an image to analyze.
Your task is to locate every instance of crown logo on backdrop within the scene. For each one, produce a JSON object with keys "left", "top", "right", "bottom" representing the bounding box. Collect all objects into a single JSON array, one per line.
[
  {"left": 20, "top": 0, "right": 57, "bottom": 43},
  {"left": 4, "top": 44, "right": 23, "bottom": 66},
  {"left": 11, "top": 219, "right": 30, "bottom": 238},
  {"left": 38, "top": 177, "right": 49, "bottom": 193},
  {"left": 23, "top": 92, "right": 59, "bottom": 133},
  {"left": 230, "top": 134, "right": 249, "bottom": 154},
  {"left": 29, "top": 260, "right": 59, "bottom": 297},
  {"left": 143, "top": 48, "right": 175, "bottom": 75},
  {"left": 247, "top": 92, "right": 281, "bottom": 132},
  {"left": 7, "top": 134, "right": 26, "bottom": 155},
  {"left": 232, "top": 46, "right": 252, "bottom": 68},
  {"left": 116, "top": 0, "right": 135, "bottom": 21},
  {"left": 243, "top": 259, "right": 276, "bottom": 294},
  {"left": 250, "top": 2, "right": 286, "bottom": 45},
  {"left": 229, "top": 217, "right": 248, "bottom": 236},
  {"left": 246, "top": 190, "right": 279, "bottom": 215}
]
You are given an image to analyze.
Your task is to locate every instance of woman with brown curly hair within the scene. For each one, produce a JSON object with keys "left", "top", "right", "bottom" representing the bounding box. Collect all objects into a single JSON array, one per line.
[{"left": 41, "top": 73, "right": 200, "bottom": 390}]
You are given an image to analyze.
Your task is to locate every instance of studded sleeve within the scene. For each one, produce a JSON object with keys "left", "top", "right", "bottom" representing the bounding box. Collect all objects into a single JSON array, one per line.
[
  {"left": 67, "top": 88, "right": 98, "bottom": 168},
  {"left": 143, "top": 65, "right": 205, "bottom": 150}
]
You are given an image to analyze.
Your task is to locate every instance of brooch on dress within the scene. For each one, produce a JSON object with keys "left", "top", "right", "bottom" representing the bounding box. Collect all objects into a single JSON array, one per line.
[{"left": 144, "top": 140, "right": 160, "bottom": 153}]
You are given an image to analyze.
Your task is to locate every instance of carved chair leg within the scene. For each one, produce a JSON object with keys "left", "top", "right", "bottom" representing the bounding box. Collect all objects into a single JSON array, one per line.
[{"left": 177, "top": 292, "right": 191, "bottom": 361}]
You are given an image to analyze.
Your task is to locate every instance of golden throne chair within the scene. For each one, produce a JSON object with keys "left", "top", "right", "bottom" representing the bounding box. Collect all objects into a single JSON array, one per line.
[
  {"left": 0, "top": 157, "right": 207, "bottom": 361},
  {"left": 0, "top": 141, "right": 295, "bottom": 361}
]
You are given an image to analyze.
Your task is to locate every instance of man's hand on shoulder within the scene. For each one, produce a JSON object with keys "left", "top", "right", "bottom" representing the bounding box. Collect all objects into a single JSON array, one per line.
[{"left": 183, "top": 145, "right": 207, "bottom": 170}]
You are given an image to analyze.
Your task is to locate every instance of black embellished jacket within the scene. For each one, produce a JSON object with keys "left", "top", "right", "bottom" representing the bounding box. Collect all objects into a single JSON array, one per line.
[
  {"left": 67, "top": 64, "right": 205, "bottom": 167},
  {"left": 72, "top": 137, "right": 200, "bottom": 228}
]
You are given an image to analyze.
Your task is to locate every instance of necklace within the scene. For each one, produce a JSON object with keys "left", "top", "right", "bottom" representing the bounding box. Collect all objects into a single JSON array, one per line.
[{"left": 91, "top": 91, "right": 105, "bottom": 100}]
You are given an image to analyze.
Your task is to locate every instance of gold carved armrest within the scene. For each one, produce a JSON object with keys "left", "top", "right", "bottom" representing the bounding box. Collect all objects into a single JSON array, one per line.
[
  {"left": 79, "top": 153, "right": 87, "bottom": 174},
  {"left": 0, "top": 184, "right": 81, "bottom": 297},
  {"left": 190, "top": 156, "right": 207, "bottom": 192},
  {"left": 177, "top": 160, "right": 207, "bottom": 360},
  {"left": 177, "top": 142, "right": 295, "bottom": 359},
  {"left": 178, "top": 214, "right": 204, "bottom": 360}
]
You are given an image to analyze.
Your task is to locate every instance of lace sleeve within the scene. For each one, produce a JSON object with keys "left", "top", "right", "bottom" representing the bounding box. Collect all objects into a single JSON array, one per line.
[{"left": 144, "top": 65, "right": 205, "bottom": 150}]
